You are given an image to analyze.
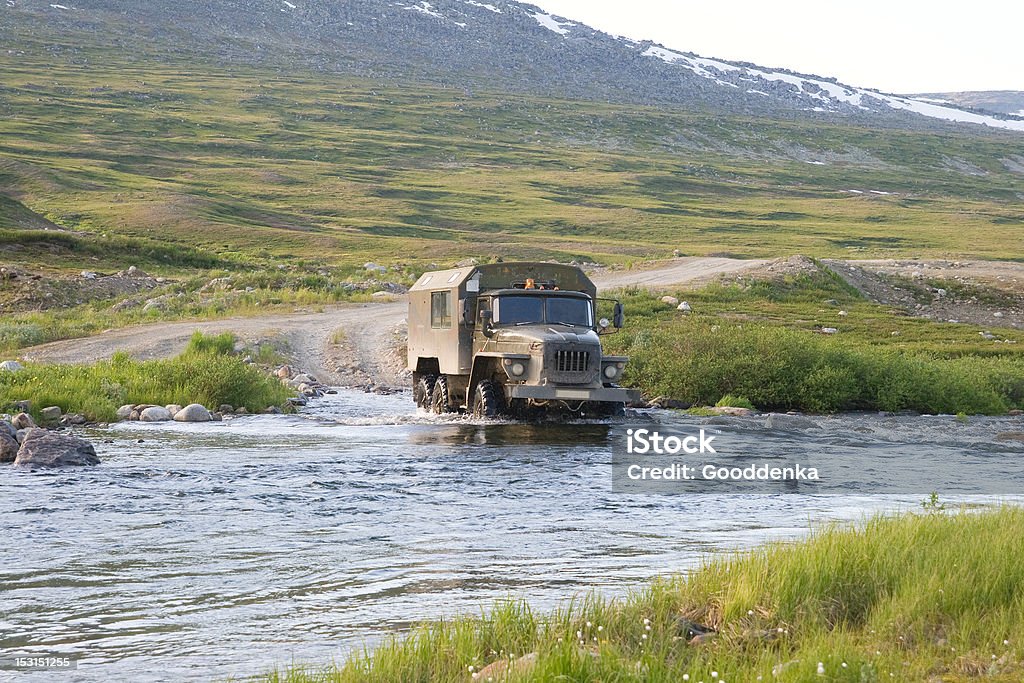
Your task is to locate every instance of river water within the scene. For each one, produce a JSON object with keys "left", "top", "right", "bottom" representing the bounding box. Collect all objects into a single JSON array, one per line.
[{"left": 2, "top": 389, "right": 1022, "bottom": 681}]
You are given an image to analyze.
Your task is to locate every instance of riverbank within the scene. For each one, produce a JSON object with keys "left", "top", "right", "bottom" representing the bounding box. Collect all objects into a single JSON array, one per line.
[
  {"left": 266, "top": 506, "right": 1024, "bottom": 682},
  {"left": 603, "top": 267, "right": 1024, "bottom": 415},
  {"left": 0, "top": 332, "right": 293, "bottom": 423}
]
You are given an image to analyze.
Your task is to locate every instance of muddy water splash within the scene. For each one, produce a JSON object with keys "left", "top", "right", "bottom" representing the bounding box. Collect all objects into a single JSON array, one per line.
[{"left": 2, "top": 390, "right": 1020, "bottom": 681}]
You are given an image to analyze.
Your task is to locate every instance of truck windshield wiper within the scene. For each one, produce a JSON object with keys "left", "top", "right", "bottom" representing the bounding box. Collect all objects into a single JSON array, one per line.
[
  {"left": 513, "top": 320, "right": 543, "bottom": 326},
  {"left": 549, "top": 321, "right": 583, "bottom": 327}
]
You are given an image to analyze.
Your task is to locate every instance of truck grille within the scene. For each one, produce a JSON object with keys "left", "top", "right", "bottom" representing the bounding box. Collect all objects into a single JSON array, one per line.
[{"left": 555, "top": 350, "right": 590, "bottom": 373}]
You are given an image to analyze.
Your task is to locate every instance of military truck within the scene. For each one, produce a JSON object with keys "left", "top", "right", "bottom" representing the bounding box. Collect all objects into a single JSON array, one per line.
[{"left": 407, "top": 262, "right": 639, "bottom": 417}]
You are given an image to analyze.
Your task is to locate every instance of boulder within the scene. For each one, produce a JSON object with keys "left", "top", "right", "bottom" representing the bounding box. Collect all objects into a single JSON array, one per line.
[
  {"left": 40, "top": 406, "right": 62, "bottom": 423},
  {"left": 660, "top": 295, "right": 679, "bottom": 306},
  {"left": 173, "top": 404, "right": 211, "bottom": 422},
  {"left": 60, "top": 414, "right": 87, "bottom": 427},
  {"left": 707, "top": 406, "right": 757, "bottom": 417},
  {"left": 276, "top": 366, "right": 292, "bottom": 379},
  {"left": 139, "top": 406, "right": 173, "bottom": 422},
  {"left": 116, "top": 404, "right": 136, "bottom": 421},
  {"left": 0, "top": 360, "right": 23, "bottom": 373},
  {"left": 1, "top": 432, "right": 18, "bottom": 463},
  {"left": 218, "top": 404, "right": 234, "bottom": 415},
  {"left": 765, "top": 413, "right": 818, "bottom": 430},
  {"left": 210, "top": 412, "right": 223, "bottom": 421},
  {"left": 14, "top": 429, "right": 100, "bottom": 468},
  {"left": 165, "top": 405, "right": 183, "bottom": 418},
  {"left": 234, "top": 407, "right": 249, "bottom": 415},
  {"left": 677, "top": 301, "right": 692, "bottom": 312},
  {"left": 11, "top": 413, "right": 36, "bottom": 430},
  {"left": 292, "top": 373, "right": 315, "bottom": 385},
  {"left": 1, "top": 420, "right": 16, "bottom": 439},
  {"left": 263, "top": 406, "right": 282, "bottom": 414}
]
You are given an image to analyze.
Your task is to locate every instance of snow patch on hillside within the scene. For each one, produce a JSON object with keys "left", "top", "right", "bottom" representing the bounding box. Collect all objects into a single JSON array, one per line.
[
  {"left": 532, "top": 11, "right": 573, "bottom": 35},
  {"left": 464, "top": 0, "right": 501, "bottom": 12},
  {"left": 642, "top": 44, "right": 1024, "bottom": 131},
  {"left": 406, "top": 1, "right": 442, "bottom": 19}
]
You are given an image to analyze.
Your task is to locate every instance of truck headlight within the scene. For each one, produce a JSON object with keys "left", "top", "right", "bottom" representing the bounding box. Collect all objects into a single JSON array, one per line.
[
  {"left": 511, "top": 362, "right": 526, "bottom": 377},
  {"left": 604, "top": 365, "right": 619, "bottom": 379}
]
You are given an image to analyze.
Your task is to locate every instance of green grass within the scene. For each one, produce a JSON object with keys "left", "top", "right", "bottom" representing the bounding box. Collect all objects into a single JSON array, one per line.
[
  {"left": 264, "top": 507, "right": 1024, "bottom": 682},
  {"left": 605, "top": 273, "right": 1024, "bottom": 414},
  {"left": 1, "top": 49, "right": 1023, "bottom": 283},
  {"left": 0, "top": 332, "right": 293, "bottom": 422}
]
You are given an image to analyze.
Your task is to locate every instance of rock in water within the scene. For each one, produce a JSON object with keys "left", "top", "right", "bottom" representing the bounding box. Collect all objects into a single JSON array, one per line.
[
  {"left": 139, "top": 406, "right": 173, "bottom": 422},
  {"left": 14, "top": 429, "right": 100, "bottom": 468},
  {"left": 1, "top": 432, "right": 19, "bottom": 463},
  {"left": 1, "top": 420, "right": 16, "bottom": 439},
  {"left": 174, "top": 404, "right": 212, "bottom": 422},
  {"left": 116, "top": 404, "right": 136, "bottom": 421},
  {"left": 0, "top": 360, "right": 23, "bottom": 372},
  {"left": 11, "top": 413, "right": 37, "bottom": 430},
  {"left": 40, "top": 406, "right": 63, "bottom": 423}
]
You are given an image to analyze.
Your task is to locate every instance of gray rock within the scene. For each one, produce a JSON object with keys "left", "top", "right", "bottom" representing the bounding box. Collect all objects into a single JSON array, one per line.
[
  {"left": 116, "top": 404, "right": 136, "bottom": 421},
  {"left": 677, "top": 301, "right": 692, "bottom": 312},
  {"left": 263, "top": 406, "right": 282, "bottom": 414},
  {"left": 234, "top": 407, "right": 248, "bottom": 415},
  {"left": 173, "top": 404, "right": 211, "bottom": 422},
  {"left": 1, "top": 420, "right": 16, "bottom": 439},
  {"left": 60, "top": 414, "right": 87, "bottom": 426},
  {"left": 11, "top": 413, "right": 36, "bottom": 430},
  {"left": 40, "top": 406, "right": 63, "bottom": 422},
  {"left": 765, "top": 413, "right": 819, "bottom": 430},
  {"left": 218, "top": 404, "right": 234, "bottom": 414},
  {"left": 660, "top": 295, "right": 679, "bottom": 306},
  {"left": 165, "top": 405, "right": 183, "bottom": 418},
  {"left": 14, "top": 429, "right": 100, "bottom": 468},
  {"left": 139, "top": 406, "right": 173, "bottom": 422},
  {"left": 0, "top": 360, "right": 23, "bottom": 373},
  {"left": 16, "top": 429, "right": 30, "bottom": 443},
  {"left": 1, "top": 432, "right": 18, "bottom": 463},
  {"left": 292, "top": 373, "right": 315, "bottom": 385},
  {"left": 209, "top": 412, "right": 223, "bottom": 422}
]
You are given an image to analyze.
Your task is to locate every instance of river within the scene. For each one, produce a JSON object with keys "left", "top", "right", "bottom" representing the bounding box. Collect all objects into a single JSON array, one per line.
[{"left": 2, "top": 389, "right": 1021, "bottom": 681}]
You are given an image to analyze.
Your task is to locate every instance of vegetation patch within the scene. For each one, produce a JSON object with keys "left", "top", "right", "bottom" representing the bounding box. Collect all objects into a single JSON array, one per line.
[
  {"left": 604, "top": 275, "right": 1024, "bottom": 414},
  {"left": 265, "top": 506, "right": 1024, "bottom": 682},
  {"left": 0, "top": 332, "right": 292, "bottom": 422}
]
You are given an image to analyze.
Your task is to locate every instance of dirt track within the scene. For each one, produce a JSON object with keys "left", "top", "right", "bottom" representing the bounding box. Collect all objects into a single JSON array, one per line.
[{"left": 17, "top": 256, "right": 1024, "bottom": 388}]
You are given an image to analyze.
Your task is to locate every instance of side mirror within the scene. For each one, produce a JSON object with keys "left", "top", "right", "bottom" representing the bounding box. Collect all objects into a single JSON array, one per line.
[
  {"left": 462, "top": 297, "right": 476, "bottom": 325},
  {"left": 613, "top": 302, "right": 625, "bottom": 329},
  {"left": 479, "top": 309, "right": 493, "bottom": 336}
]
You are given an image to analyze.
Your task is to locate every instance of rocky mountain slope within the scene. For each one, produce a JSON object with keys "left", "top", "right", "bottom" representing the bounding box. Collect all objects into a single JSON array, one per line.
[
  {"left": 2, "top": 0, "right": 1022, "bottom": 132},
  {"left": 914, "top": 91, "right": 1024, "bottom": 117}
]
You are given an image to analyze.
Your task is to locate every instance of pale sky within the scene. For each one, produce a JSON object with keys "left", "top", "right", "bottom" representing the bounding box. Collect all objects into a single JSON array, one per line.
[{"left": 528, "top": 0, "right": 1024, "bottom": 94}]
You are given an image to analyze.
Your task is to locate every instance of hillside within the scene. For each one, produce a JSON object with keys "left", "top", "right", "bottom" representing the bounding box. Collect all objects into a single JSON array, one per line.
[
  {"left": 1, "top": 0, "right": 1023, "bottom": 286},
  {"left": 2, "top": 0, "right": 1023, "bottom": 131}
]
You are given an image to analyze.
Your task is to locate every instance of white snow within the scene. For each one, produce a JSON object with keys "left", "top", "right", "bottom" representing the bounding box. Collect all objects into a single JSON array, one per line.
[
  {"left": 49, "top": 3, "right": 69, "bottom": 8},
  {"left": 1015, "top": 109, "right": 1024, "bottom": 117},
  {"left": 806, "top": 160, "right": 826, "bottom": 165},
  {"left": 406, "top": 1, "right": 442, "bottom": 19},
  {"left": 747, "top": 89, "right": 769, "bottom": 97},
  {"left": 464, "top": 0, "right": 501, "bottom": 12},
  {"left": 844, "top": 190, "right": 864, "bottom": 194},
  {"left": 531, "top": 11, "right": 574, "bottom": 36},
  {"left": 640, "top": 44, "right": 1024, "bottom": 132},
  {"left": 869, "top": 190, "right": 894, "bottom": 195},
  {"left": 281, "top": 0, "right": 296, "bottom": 7},
  {"left": 642, "top": 46, "right": 738, "bottom": 88}
]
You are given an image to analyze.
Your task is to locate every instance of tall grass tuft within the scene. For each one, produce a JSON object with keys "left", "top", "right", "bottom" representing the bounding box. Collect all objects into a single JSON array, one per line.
[
  {"left": 265, "top": 507, "right": 1024, "bottom": 682},
  {"left": 0, "top": 334, "right": 292, "bottom": 422}
]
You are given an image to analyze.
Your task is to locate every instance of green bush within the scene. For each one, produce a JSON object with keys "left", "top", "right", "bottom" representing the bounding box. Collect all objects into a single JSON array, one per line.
[{"left": 0, "top": 333, "right": 292, "bottom": 422}]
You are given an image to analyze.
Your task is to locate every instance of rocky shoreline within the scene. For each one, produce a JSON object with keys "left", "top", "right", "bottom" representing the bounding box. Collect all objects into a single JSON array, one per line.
[{"left": 1, "top": 360, "right": 340, "bottom": 469}]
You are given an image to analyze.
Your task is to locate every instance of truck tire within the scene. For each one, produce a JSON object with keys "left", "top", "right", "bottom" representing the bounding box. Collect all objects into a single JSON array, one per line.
[
  {"left": 414, "top": 374, "right": 436, "bottom": 410},
  {"left": 472, "top": 379, "right": 505, "bottom": 418},
  {"left": 431, "top": 375, "right": 453, "bottom": 414}
]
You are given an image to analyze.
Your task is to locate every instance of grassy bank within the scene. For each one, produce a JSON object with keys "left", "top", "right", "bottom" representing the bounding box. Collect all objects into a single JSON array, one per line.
[
  {"left": 604, "top": 272, "right": 1024, "bottom": 414},
  {"left": 0, "top": 333, "right": 292, "bottom": 422},
  {"left": 266, "top": 507, "right": 1024, "bottom": 682}
]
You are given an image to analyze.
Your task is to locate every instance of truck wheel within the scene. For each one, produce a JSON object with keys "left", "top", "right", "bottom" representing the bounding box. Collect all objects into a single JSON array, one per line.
[
  {"left": 431, "top": 375, "right": 453, "bottom": 414},
  {"left": 472, "top": 379, "right": 505, "bottom": 418},
  {"left": 414, "top": 374, "right": 436, "bottom": 409}
]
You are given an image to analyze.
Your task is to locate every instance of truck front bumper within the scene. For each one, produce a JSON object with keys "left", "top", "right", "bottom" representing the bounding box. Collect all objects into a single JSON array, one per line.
[{"left": 507, "top": 384, "right": 641, "bottom": 404}]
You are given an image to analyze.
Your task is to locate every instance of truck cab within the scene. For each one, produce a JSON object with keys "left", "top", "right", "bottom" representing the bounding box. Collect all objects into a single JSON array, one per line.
[{"left": 407, "top": 262, "right": 638, "bottom": 417}]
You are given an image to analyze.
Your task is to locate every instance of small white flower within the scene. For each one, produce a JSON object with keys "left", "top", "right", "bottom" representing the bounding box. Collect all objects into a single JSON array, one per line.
[
  {"left": 642, "top": 634, "right": 648, "bottom": 640},
  {"left": 597, "top": 625, "right": 604, "bottom": 632},
  {"left": 586, "top": 621, "right": 592, "bottom": 628},
  {"left": 468, "top": 665, "right": 475, "bottom": 672},
  {"left": 817, "top": 662, "right": 825, "bottom": 675},
  {"left": 643, "top": 618, "right": 651, "bottom": 625},
  {"left": 747, "top": 610, "right": 754, "bottom": 616},
  {"left": 576, "top": 630, "right": 583, "bottom": 638},
  {"left": 711, "top": 672, "right": 718, "bottom": 679},
  {"left": 645, "top": 624, "right": 651, "bottom": 631},
  {"left": 1005, "top": 639, "right": 1010, "bottom": 646},
  {"left": 682, "top": 676, "right": 689, "bottom": 682},
  {"left": 841, "top": 662, "right": 848, "bottom": 668}
]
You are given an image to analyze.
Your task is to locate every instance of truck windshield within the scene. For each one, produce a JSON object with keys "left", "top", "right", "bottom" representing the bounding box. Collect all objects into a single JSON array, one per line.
[{"left": 493, "top": 296, "right": 592, "bottom": 327}]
